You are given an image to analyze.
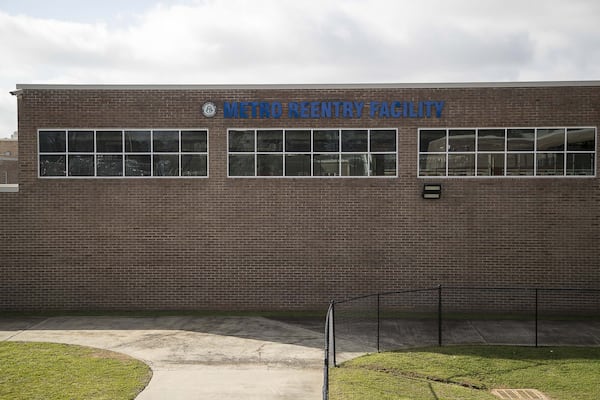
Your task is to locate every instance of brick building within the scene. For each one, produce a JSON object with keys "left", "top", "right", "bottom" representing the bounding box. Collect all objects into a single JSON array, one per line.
[
  {"left": 0, "top": 132, "right": 18, "bottom": 184},
  {"left": 0, "top": 82, "right": 598, "bottom": 312}
]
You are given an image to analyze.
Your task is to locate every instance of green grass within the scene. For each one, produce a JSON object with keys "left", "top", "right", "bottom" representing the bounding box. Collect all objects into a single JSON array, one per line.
[
  {"left": 330, "top": 346, "right": 600, "bottom": 400},
  {"left": 0, "top": 342, "right": 152, "bottom": 400}
]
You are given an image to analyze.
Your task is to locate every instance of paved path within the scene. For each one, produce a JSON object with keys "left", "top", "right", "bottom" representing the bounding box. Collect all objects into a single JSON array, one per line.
[{"left": 0, "top": 316, "right": 336, "bottom": 399}]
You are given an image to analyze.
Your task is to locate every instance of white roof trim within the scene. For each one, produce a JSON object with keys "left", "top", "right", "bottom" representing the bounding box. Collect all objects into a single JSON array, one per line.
[{"left": 15, "top": 81, "right": 600, "bottom": 91}]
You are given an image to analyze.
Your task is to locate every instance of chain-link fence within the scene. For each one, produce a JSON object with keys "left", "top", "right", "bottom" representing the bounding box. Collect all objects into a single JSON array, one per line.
[{"left": 323, "top": 286, "right": 600, "bottom": 399}]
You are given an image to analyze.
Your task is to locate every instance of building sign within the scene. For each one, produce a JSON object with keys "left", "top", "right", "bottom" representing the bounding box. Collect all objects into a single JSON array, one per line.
[{"left": 218, "top": 100, "right": 445, "bottom": 119}]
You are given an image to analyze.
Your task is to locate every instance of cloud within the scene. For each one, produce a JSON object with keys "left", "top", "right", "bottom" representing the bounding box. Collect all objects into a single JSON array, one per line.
[{"left": 0, "top": 0, "right": 599, "bottom": 136}]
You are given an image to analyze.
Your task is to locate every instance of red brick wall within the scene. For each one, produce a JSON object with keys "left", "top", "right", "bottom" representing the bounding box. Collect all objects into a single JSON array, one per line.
[{"left": 0, "top": 85, "right": 598, "bottom": 312}]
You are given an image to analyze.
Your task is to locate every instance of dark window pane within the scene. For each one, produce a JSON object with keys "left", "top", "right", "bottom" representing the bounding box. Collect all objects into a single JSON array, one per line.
[
  {"left": 125, "top": 131, "right": 151, "bottom": 152},
  {"left": 314, "top": 154, "right": 339, "bottom": 176},
  {"left": 285, "top": 130, "right": 311, "bottom": 152},
  {"left": 567, "top": 128, "right": 595, "bottom": 151},
  {"left": 257, "top": 154, "right": 283, "bottom": 176},
  {"left": 97, "top": 155, "right": 123, "bottom": 176},
  {"left": 419, "top": 129, "right": 446, "bottom": 152},
  {"left": 537, "top": 128, "right": 565, "bottom": 151},
  {"left": 182, "top": 154, "right": 207, "bottom": 176},
  {"left": 477, "top": 153, "right": 505, "bottom": 176},
  {"left": 506, "top": 153, "right": 534, "bottom": 175},
  {"left": 181, "top": 130, "right": 207, "bottom": 152},
  {"left": 341, "top": 154, "right": 368, "bottom": 176},
  {"left": 566, "top": 153, "right": 595, "bottom": 175},
  {"left": 285, "top": 154, "right": 311, "bottom": 176},
  {"left": 370, "top": 130, "right": 396, "bottom": 152},
  {"left": 154, "top": 154, "right": 179, "bottom": 176},
  {"left": 419, "top": 154, "right": 446, "bottom": 176},
  {"left": 96, "top": 131, "right": 123, "bottom": 152},
  {"left": 449, "top": 129, "right": 475, "bottom": 152},
  {"left": 39, "top": 155, "right": 66, "bottom": 176},
  {"left": 125, "top": 155, "right": 151, "bottom": 176},
  {"left": 536, "top": 153, "right": 564, "bottom": 176},
  {"left": 314, "top": 130, "right": 339, "bottom": 152},
  {"left": 68, "top": 131, "right": 94, "bottom": 152},
  {"left": 229, "top": 130, "right": 255, "bottom": 152},
  {"left": 507, "top": 129, "right": 534, "bottom": 151},
  {"left": 257, "top": 130, "right": 283, "bottom": 152},
  {"left": 478, "top": 129, "right": 505, "bottom": 151},
  {"left": 370, "top": 154, "right": 396, "bottom": 176},
  {"left": 229, "top": 154, "right": 255, "bottom": 176},
  {"left": 153, "top": 130, "right": 179, "bottom": 152},
  {"left": 342, "top": 130, "right": 368, "bottom": 152},
  {"left": 448, "top": 154, "right": 475, "bottom": 176},
  {"left": 39, "top": 131, "right": 66, "bottom": 152},
  {"left": 68, "top": 155, "right": 94, "bottom": 176}
]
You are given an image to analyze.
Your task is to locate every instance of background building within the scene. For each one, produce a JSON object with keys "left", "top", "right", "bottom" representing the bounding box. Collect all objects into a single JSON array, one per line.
[
  {"left": 0, "top": 82, "right": 598, "bottom": 312},
  {"left": 0, "top": 132, "right": 18, "bottom": 184}
]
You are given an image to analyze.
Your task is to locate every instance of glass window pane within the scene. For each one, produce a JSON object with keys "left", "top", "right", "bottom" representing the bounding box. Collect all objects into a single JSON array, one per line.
[
  {"left": 567, "top": 128, "right": 595, "bottom": 151},
  {"left": 537, "top": 128, "right": 565, "bottom": 151},
  {"left": 229, "top": 130, "right": 255, "bottom": 152},
  {"left": 536, "top": 153, "right": 564, "bottom": 176},
  {"left": 314, "top": 154, "right": 339, "bottom": 176},
  {"left": 370, "top": 154, "right": 396, "bottom": 176},
  {"left": 314, "top": 130, "right": 339, "bottom": 152},
  {"left": 125, "top": 131, "right": 151, "bottom": 152},
  {"left": 370, "top": 130, "right": 396, "bottom": 152},
  {"left": 39, "top": 131, "right": 66, "bottom": 152},
  {"left": 229, "top": 154, "right": 255, "bottom": 176},
  {"left": 449, "top": 129, "right": 475, "bottom": 152},
  {"left": 419, "top": 129, "right": 446, "bottom": 152},
  {"left": 153, "top": 130, "right": 179, "bottom": 152},
  {"left": 153, "top": 154, "right": 179, "bottom": 176},
  {"left": 39, "top": 155, "right": 66, "bottom": 176},
  {"left": 97, "top": 155, "right": 123, "bottom": 176},
  {"left": 257, "top": 154, "right": 283, "bottom": 176},
  {"left": 419, "top": 154, "right": 446, "bottom": 176},
  {"left": 96, "top": 131, "right": 123, "bottom": 153},
  {"left": 285, "top": 154, "right": 311, "bottom": 176},
  {"left": 68, "top": 155, "right": 94, "bottom": 176},
  {"left": 506, "top": 153, "right": 534, "bottom": 175},
  {"left": 285, "top": 130, "right": 311, "bottom": 152},
  {"left": 341, "top": 130, "right": 368, "bottom": 152},
  {"left": 448, "top": 154, "right": 475, "bottom": 176},
  {"left": 566, "top": 153, "right": 595, "bottom": 176},
  {"left": 477, "top": 153, "right": 505, "bottom": 176},
  {"left": 125, "top": 155, "right": 151, "bottom": 176},
  {"left": 257, "top": 130, "right": 283, "bottom": 152},
  {"left": 68, "top": 131, "right": 94, "bottom": 152},
  {"left": 341, "top": 154, "right": 368, "bottom": 176},
  {"left": 181, "top": 130, "right": 207, "bottom": 152},
  {"left": 182, "top": 154, "right": 207, "bottom": 176},
  {"left": 507, "top": 129, "right": 534, "bottom": 151},
  {"left": 478, "top": 129, "right": 505, "bottom": 151}
]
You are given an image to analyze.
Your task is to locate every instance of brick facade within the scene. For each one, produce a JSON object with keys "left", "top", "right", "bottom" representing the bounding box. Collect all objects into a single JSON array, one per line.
[
  {"left": 0, "top": 138, "right": 18, "bottom": 184},
  {"left": 0, "top": 83, "right": 598, "bottom": 312}
]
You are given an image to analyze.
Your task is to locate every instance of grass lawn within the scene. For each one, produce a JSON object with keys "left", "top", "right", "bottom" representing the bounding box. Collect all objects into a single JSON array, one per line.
[
  {"left": 0, "top": 342, "right": 152, "bottom": 400},
  {"left": 330, "top": 346, "right": 600, "bottom": 400}
]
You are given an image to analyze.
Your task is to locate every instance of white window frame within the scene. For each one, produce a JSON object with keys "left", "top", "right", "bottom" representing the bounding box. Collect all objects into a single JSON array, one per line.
[
  {"left": 37, "top": 128, "right": 209, "bottom": 178},
  {"left": 227, "top": 128, "right": 398, "bottom": 178},
  {"left": 418, "top": 127, "right": 597, "bottom": 178}
]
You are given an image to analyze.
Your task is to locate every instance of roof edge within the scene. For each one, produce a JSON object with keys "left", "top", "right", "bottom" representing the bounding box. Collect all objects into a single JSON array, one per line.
[{"left": 15, "top": 81, "right": 600, "bottom": 91}]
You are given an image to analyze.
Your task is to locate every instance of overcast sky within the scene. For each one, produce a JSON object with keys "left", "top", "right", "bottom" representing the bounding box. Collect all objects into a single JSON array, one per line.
[{"left": 1, "top": 0, "right": 599, "bottom": 138}]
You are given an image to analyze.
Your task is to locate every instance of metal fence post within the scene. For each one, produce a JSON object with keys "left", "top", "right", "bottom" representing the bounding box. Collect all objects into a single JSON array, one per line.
[
  {"left": 535, "top": 288, "right": 539, "bottom": 347},
  {"left": 331, "top": 301, "right": 337, "bottom": 367},
  {"left": 438, "top": 285, "right": 443, "bottom": 346},
  {"left": 323, "top": 302, "right": 332, "bottom": 400},
  {"left": 377, "top": 294, "right": 381, "bottom": 353}
]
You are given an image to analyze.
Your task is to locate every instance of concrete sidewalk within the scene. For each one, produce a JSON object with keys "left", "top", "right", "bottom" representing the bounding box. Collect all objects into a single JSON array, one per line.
[{"left": 0, "top": 316, "right": 337, "bottom": 400}]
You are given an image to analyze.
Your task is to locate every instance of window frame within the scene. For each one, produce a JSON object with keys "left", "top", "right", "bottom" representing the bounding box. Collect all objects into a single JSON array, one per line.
[
  {"left": 227, "top": 128, "right": 398, "bottom": 178},
  {"left": 418, "top": 127, "right": 596, "bottom": 178},
  {"left": 38, "top": 128, "right": 209, "bottom": 178}
]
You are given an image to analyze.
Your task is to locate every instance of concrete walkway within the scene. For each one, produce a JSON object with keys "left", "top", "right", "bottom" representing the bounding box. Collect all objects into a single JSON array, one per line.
[{"left": 0, "top": 316, "right": 334, "bottom": 399}]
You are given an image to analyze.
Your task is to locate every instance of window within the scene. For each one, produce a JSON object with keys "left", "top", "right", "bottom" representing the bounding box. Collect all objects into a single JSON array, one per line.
[
  {"left": 38, "top": 129, "right": 208, "bottom": 178},
  {"left": 418, "top": 127, "right": 596, "bottom": 177},
  {"left": 228, "top": 128, "right": 397, "bottom": 177}
]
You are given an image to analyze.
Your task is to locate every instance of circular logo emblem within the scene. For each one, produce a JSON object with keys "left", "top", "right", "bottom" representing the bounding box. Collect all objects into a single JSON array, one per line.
[{"left": 202, "top": 102, "right": 217, "bottom": 118}]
